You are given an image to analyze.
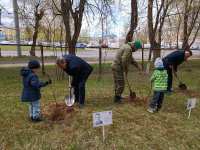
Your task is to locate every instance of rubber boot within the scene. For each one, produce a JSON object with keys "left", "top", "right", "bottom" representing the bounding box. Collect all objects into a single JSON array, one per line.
[{"left": 114, "top": 96, "right": 122, "bottom": 103}]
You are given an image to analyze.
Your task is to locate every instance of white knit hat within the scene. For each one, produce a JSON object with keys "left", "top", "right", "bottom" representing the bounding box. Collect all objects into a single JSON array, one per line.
[{"left": 154, "top": 57, "right": 164, "bottom": 69}]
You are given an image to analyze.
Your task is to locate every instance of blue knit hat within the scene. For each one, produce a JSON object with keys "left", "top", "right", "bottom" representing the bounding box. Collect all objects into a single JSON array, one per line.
[{"left": 28, "top": 60, "right": 40, "bottom": 69}]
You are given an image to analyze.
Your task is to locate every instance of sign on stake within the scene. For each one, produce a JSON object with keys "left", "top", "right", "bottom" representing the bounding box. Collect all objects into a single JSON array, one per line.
[
  {"left": 93, "top": 111, "right": 112, "bottom": 142},
  {"left": 186, "top": 98, "right": 197, "bottom": 119}
]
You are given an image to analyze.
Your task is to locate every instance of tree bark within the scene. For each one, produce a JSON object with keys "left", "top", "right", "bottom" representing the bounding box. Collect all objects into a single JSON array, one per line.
[
  {"left": 147, "top": 0, "right": 155, "bottom": 61},
  {"left": 125, "top": 0, "right": 138, "bottom": 43},
  {"left": 30, "top": 8, "right": 44, "bottom": 56},
  {"left": 182, "top": 0, "right": 189, "bottom": 50},
  {"left": 61, "top": 0, "right": 86, "bottom": 55},
  {"left": 182, "top": 0, "right": 200, "bottom": 50},
  {"left": 148, "top": 0, "right": 172, "bottom": 60}
]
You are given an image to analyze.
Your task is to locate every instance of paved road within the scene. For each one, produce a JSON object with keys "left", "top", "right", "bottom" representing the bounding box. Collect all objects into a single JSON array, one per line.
[
  {"left": 1, "top": 48, "right": 200, "bottom": 59},
  {"left": 0, "top": 49, "right": 199, "bottom": 67}
]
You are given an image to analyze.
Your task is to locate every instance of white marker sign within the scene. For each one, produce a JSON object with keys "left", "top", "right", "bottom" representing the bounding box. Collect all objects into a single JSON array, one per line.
[
  {"left": 187, "top": 98, "right": 197, "bottom": 110},
  {"left": 186, "top": 98, "right": 197, "bottom": 119},
  {"left": 93, "top": 111, "right": 112, "bottom": 127}
]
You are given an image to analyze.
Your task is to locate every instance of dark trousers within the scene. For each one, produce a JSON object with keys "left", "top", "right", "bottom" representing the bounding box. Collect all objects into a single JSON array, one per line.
[
  {"left": 72, "top": 68, "right": 93, "bottom": 105},
  {"left": 165, "top": 66, "right": 173, "bottom": 91},
  {"left": 149, "top": 91, "right": 164, "bottom": 110}
]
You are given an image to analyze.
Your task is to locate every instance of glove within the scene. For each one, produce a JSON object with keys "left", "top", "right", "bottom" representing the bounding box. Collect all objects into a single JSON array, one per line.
[
  {"left": 48, "top": 79, "right": 52, "bottom": 84},
  {"left": 45, "top": 79, "right": 52, "bottom": 85}
]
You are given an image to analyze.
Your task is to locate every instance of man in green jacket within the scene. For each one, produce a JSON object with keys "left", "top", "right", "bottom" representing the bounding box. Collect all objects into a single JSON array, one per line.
[
  {"left": 112, "top": 40, "right": 142, "bottom": 103},
  {"left": 147, "top": 58, "right": 168, "bottom": 113}
]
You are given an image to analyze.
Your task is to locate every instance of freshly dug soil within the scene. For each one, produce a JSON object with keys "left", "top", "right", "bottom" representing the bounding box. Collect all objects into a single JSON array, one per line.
[
  {"left": 129, "top": 91, "right": 137, "bottom": 100},
  {"left": 175, "top": 89, "right": 200, "bottom": 97},
  {"left": 42, "top": 102, "right": 75, "bottom": 122},
  {"left": 127, "top": 96, "right": 149, "bottom": 107}
]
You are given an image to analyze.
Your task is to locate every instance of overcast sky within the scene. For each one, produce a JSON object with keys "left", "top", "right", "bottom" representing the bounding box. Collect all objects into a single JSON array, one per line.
[{"left": 0, "top": 0, "right": 14, "bottom": 26}]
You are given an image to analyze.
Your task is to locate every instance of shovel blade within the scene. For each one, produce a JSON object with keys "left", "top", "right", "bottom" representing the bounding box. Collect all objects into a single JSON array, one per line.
[
  {"left": 129, "top": 91, "right": 136, "bottom": 101},
  {"left": 65, "top": 95, "right": 75, "bottom": 107},
  {"left": 179, "top": 83, "right": 187, "bottom": 90},
  {"left": 65, "top": 87, "right": 75, "bottom": 107}
]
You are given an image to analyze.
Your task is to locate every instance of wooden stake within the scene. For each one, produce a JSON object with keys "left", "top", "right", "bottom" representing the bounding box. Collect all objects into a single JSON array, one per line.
[
  {"left": 102, "top": 126, "right": 105, "bottom": 142},
  {"left": 188, "top": 108, "right": 192, "bottom": 119}
]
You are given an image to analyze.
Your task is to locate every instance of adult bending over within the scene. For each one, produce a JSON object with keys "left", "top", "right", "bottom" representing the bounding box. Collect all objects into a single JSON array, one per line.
[
  {"left": 56, "top": 55, "right": 93, "bottom": 108},
  {"left": 162, "top": 49, "right": 192, "bottom": 92}
]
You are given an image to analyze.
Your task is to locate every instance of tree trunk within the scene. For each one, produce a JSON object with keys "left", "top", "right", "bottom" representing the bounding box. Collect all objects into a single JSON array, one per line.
[
  {"left": 29, "top": 8, "right": 44, "bottom": 56},
  {"left": 125, "top": 0, "right": 138, "bottom": 43},
  {"left": 147, "top": 0, "right": 154, "bottom": 61},
  {"left": 182, "top": 0, "right": 189, "bottom": 50},
  {"left": 61, "top": 0, "right": 86, "bottom": 55},
  {"left": 30, "top": 21, "right": 39, "bottom": 56},
  {"left": 152, "top": 42, "right": 161, "bottom": 59}
]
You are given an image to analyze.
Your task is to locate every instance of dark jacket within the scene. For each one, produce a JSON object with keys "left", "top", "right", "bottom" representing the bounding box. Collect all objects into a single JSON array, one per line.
[
  {"left": 63, "top": 54, "right": 93, "bottom": 75},
  {"left": 162, "top": 50, "right": 185, "bottom": 72},
  {"left": 63, "top": 55, "right": 93, "bottom": 83},
  {"left": 20, "top": 67, "right": 47, "bottom": 102}
]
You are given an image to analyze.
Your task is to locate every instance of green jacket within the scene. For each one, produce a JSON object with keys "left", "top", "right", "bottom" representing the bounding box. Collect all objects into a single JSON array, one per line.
[
  {"left": 112, "top": 43, "right": 138, "bottom": 72},
  {"left": 151, "top": 69, "right": 168, "bottom": 91}
]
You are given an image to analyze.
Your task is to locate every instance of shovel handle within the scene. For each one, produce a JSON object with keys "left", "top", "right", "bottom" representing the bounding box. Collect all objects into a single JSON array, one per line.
[{"left": 124, "top": 73, "right": 133, "bottom": 93}]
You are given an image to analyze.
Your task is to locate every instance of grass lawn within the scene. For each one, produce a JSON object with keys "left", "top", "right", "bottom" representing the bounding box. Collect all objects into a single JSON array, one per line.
[
  {"left": 0, "top": 61, "right": 200, "bottom": 149},
  {"left": 0, "top": 56, "right": 57, "bottom": 64},
  {"left": 0, "top": 45, "right": 101, "bottom": 52},
  {"left": 0, "top": 45, "right": 67, "bottom": 51},
  {"left": 0, "top": 45, "right": 86, "bottom": 52}
]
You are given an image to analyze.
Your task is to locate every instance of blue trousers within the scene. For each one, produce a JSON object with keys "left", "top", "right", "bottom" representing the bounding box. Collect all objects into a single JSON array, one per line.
[
  {"left": 72, "top": 69, "right": 93, "bottom": 105},
  {"left": 29, "top": 100, "right": 40, "bottom": 119},
  {"left": 166, "top": 67, "right": 173, "bottom": 91},
  {"left": 163, "top": 63, "right": 173, "bottom": 91},
  {"left": 149, "top": 91, "right": 164, "bottom": 110},
  {"left": 74, "top": 80, "right": 86, "bottom": 105}
]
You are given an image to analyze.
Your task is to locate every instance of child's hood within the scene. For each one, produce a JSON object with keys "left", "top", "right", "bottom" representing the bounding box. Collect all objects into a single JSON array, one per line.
[{"left": 20, "top": 67, "right": 32, "bottom": 77}]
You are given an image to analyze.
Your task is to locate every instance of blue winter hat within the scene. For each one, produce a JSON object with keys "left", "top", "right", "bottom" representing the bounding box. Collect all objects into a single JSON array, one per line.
[
  {"left": 28, "top": 60, "right": 41, "bottom": 69},
  {"left": 154, "top": 57, "right": 164, "bottom": 69}
]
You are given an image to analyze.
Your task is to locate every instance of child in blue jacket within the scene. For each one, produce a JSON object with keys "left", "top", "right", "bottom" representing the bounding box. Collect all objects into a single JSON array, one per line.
[{"left": 20, "top": 60, "right": 51, "bottom": 122}]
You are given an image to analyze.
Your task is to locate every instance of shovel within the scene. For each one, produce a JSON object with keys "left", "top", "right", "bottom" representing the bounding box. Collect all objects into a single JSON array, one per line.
[
  {"left": 65, "top": 77, "right": 75, "bottom": 107},
  {"left": 125, "top": 73, "right": 136, "bottom": 100},
  {"left": 175, "top": 75, "right": 187, "bottom": 90},
  {"left": 178, "top": 82, "right": 187, "bottom": 90}
]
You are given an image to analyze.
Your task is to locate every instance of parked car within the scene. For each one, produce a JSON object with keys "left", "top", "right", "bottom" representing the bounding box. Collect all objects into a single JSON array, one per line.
[
  {"left": 101, "top": 43, "right": 109, "bottom": 48},
  {"left": 76, "top": 43, "right": 87, "bottom": 48}
]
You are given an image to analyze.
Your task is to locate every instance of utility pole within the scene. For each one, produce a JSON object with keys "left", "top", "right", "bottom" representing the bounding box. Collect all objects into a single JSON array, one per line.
[{"left": 13, "top": 0, "right": 21, "bottom": 56}]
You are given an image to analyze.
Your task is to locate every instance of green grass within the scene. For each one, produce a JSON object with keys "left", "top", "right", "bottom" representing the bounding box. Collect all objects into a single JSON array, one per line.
[
  {"left": 0, "top": 45, "right": 86, "bottom": 51},
  {"left": 0, "top": 61, "right": 200, "bottom": 149},
  {"left": 0, "top": 45, "right": 31, "bottom": 51},
  {"left": 0, "top": 56, "right": 57, "bottom": 64},
  {"left": 0, "top": 56, "right": 105, "bottom": 64},
  {"left": 0, "top": 45, "right": 118, "bottom": 52}
]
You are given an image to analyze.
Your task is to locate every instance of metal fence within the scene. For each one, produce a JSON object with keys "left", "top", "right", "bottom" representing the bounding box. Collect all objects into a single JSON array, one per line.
[
  {"left": 0, "top": 43, "right": 200, "bottom": 79},
  {"left": 0, "top": 44, "right": 199, "bottom": 60}
]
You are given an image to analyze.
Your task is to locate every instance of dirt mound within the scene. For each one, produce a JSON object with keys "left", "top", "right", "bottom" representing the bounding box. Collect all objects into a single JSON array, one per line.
[
  {"left": 127, "top": 96, "right": 149, "bottom": 107},
  {"left": 42, "top": 102, "right": 75, "bottom": 122},
  {"left": 175, "top": 89, "right": 200, "bottom": 98}
]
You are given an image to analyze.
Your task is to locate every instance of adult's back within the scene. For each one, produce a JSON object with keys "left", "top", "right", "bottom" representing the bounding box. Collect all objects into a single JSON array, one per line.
[
  {"left": 63, "top": 54, "right": 92, "bottom": 76},
  {"left": 162, "top": 50, "right": 185, "bottom": 67}
]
